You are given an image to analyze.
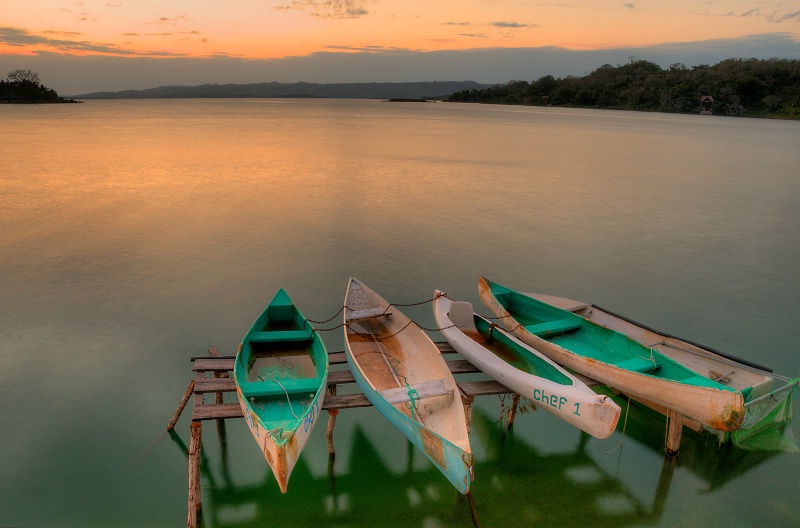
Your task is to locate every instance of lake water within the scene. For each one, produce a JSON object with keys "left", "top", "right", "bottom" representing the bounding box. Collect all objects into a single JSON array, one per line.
[{"left": 2, "top": 99, "right": 799, "bottom": 527}]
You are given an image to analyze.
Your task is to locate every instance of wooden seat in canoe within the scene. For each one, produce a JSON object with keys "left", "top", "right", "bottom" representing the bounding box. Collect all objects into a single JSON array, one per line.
[
  {"left": 239, "top": 377, "right": 321, "bottom": 398},
  {"left": 524, "top": 319, "right": 582, "bottom": 337},
  {"left": 346, "top": 307, "right": 392, "bottom": 322},
  {"left": 379, "top": 379, "right": 453, "bottom": 405},
  {"left": 247, "top": 329, "right": 314, "bottom": 343},
  {"left": 615, "top": 356, "right": 661, "bottom": 373}
]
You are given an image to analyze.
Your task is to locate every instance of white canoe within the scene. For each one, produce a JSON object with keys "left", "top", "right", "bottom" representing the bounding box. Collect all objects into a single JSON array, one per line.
[
  {"left": 344, "top": 278, "right": 474, "bottom": 493},
  {"left": 433, "top": 291, "right": 620, "bottom": 439}
]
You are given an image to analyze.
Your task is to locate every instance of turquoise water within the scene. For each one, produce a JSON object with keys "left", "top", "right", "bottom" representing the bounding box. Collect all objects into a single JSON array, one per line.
[{"left": 2, "top": 99, "right": 799, "bottom": 527}]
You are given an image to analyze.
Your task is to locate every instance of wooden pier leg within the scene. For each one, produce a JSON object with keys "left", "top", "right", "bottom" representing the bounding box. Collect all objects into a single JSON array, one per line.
[
  {"left": 326, "top": 409, "right": 339, "bottom": 458},
  {"left": 665, "top": 409, "right": 683, "bottom": 458},
  {"left": 167, "top": 380, "right": 195, "bottom": 432},
  {"left": 506, "top": 393, "right": 521, "bottom": 429},
  {"left": 464, "top": 403, "right": 473, "bottom": 435},
  {"left": 326, "top": 385, "right": 338, "bottom": 458},
  {"left": 188, "top": 421, "right": 203, "bottom": 528}
]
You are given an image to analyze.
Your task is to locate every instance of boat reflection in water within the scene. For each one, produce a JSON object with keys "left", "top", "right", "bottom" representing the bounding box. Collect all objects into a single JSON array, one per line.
[{"left": 169, "top": 395, "right": 785, "bottom": 527}]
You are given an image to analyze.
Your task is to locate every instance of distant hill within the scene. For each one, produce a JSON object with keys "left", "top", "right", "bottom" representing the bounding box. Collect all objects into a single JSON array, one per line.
[
  {"left": 71, "top": 81, "right": 492, "bottom": 100},
  {"left": 447, "top": 58, "right": 800, "bottom": 119}
]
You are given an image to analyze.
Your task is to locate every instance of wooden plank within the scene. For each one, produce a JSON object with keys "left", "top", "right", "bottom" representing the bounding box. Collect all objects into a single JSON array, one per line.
[
  {"left": 447, "top": 359, "right": 481, "bottom": 375},
  {"left": 328, "top": 369, "right": 355, "bottom": 385},
  {"left": 458, "top": 380, "right": 511, "bottom": 397},
  {"left": 323, "top": 393, "right": 372, "bottom": 410},
  {"left": 193, "top": 358, "right": 235, "bottom": 371},
  {"left": 195, "top": 378, "right": 236, "bottom": 393},
  {"left": 328, "top": 352, "right": 347, "bottom": 364},
  {"left": 192, "top": 403, "right": 243, "bottom": 421},
  {"left": 379, "top": 379, "right": 452, "bottom": 405}
]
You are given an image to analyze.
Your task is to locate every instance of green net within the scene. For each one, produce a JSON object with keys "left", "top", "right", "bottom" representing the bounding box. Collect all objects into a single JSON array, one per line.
[{"left": 717, "top": 378, "right": 800, "bottom": 452}]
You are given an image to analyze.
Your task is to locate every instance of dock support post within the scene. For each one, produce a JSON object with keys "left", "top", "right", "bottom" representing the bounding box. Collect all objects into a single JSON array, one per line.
[
  {"left": 506, "top": 393, "right": 521, "bottom": 429},
  {"left": 665, "top": 409, "right": 683, "bottom": 458},
  {"left": 326, "top": 385, "right": 338, "bottom": 458},
  {"left": 188, "top": 421, "right": 202, "bottom": 528},
  {"left": 168, "top": 380, "right": 195, "bottom": 432}
]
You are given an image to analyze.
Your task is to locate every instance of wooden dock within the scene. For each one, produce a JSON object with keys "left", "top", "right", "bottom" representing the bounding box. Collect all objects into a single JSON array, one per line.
[
  {"left": 174, "top": 342, "right": 687, "bottom": 528},
  {"left": 189, "top": 343, "right": 512, "bottom": 425},
  {"left": 177, "top": 342, "right": 522, "bottom": 528}
]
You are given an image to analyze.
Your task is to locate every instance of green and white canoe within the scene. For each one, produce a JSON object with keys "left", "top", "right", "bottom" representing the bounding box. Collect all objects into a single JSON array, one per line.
[
  {"left": 479, "top": 277, "right": 745, "bottom": 432},
  {"left": 233, "top": 288, "right": 329, "bottom": 493},
  {"left": 523, "top": 291, "right": 800, "bottom": 451}
]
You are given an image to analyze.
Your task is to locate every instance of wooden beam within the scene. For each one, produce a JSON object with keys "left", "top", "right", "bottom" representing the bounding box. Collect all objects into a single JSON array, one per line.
[
  {"left": 188, "top": 422, "right": 202, "bottom": 528},
  {"left": 665, "top": 408, "right": 683, "bottom": 457},
  {"left": 167, "top": 380, "right": 195, "bottom": 432}
]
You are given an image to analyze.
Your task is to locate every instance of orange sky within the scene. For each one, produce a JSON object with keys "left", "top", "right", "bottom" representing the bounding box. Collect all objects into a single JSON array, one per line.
[{"left": 3, "top": 1, "right": 799, "bottom": 59}]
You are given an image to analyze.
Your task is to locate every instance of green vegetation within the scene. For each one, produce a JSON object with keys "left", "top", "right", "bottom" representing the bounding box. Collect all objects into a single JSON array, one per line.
[
  {"left": 447, "top": 58, "right": 800, "bottom": 119},
  {"left": 0, "top": 70, "right": 78, "bottom": 104}
]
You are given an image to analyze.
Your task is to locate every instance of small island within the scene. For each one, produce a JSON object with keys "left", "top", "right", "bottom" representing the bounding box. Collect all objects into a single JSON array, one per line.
[{"left": 0, "top": 69, "right": 78, "bottom": 104}]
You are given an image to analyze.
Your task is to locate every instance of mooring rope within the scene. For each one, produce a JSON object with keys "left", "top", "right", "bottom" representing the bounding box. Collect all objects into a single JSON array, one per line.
[
  {"left": 605, "top": 395, "right": 632, "bottom": 454},
  {"left": 306, "top": 294, "right": 458, "bottom": 339}
]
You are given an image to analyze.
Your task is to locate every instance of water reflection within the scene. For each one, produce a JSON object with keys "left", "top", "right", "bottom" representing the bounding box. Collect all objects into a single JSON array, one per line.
[
  {"left": 165, "top": 411, "right": 642, "bottom": 525},
  {"left": 168, "top": 396, "right": 787, "bottom": 528},
  {"left": 600, "top": 391, "right": 782, "bottom": 493}
]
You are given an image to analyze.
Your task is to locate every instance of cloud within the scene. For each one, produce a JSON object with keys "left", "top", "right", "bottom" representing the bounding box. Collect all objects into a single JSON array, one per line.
[
  {"left": 623, "top": 3, "right": 635, "bottom": 9},
  {"left": 492, "top": 21, "right": 536, "bottom": 29},
  {"left": 740, "top": 8, "right": 760, "bottom": 17},
  {"left": 769, "top": 10, "right": 800, "bottom": 22},
  {"left": 0, "top": 26, "right": 183, "bottom": 56},
  {"left": 289, "top": 0, "right": 372, "bottom": 19}
]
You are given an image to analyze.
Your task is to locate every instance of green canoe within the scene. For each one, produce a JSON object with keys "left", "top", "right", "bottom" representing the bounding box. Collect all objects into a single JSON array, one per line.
[
  {"left": 233, "top": 288, "right": 329, "bottom": 493},
  {"left": 479, "top": 277, "right": 744, "bottom": 432}
]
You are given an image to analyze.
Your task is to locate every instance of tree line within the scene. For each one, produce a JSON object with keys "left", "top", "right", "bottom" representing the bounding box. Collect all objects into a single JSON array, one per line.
[
  {"left": 0, "top": 69, "right": 77, "bottom": 104},
  {"left": 447, "top": 58, "right": 800, "bottom": 118}
]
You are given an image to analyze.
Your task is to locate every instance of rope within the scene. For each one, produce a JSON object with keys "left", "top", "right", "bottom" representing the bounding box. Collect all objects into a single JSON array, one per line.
[
  {"left": 273, "top": 379, "right": 301, "bottom": 419},
  {"left": 405, "top": 383, "right": 420, "bottom": 419},
  {"left": 307, "top": 294, "right": 449, "bottom": 329},
  {"left": 307, "top": 305, "right": 346, "bottom": 325},
  {"left": 252, "top": 373, "right": 300, "bottom": 420},
  {"left": 605, "top": 395, "right": 631, "bottom": 454}
]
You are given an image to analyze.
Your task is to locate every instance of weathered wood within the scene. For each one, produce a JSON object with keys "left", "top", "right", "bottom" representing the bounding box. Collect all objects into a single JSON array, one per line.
[
  {"left": 188, "top": 422, "right": 202, "bottom": 528},
  {"left": 328, "top": 352, "right": 347, "bottom": 364},
  {"left": 665, "top": 409, "right": 683, "bottom": 457},
  {"left": 167, "top": 380, "right": 195, "bottom": 432},
  {"left": 193, "top": 403, "right": 243, "bottom": 421},
  {"left": 379, "top": 379, "right": 452, "bottom": 405},
  {"left": 209, "top": 347, "right": 226, "bottom": 405},
  {"left": 326, "top": 385, "right": 338, "bottom": 457},
  {"left": 190, "top": 348, "right": 508, "bottom": 421},
  {"left": 194, "top": 378, "right": 235, "bottom": 393},
  {"left": 457, "top": 380, "right": 510, "bottom": 397},
  {"left": 506, "top": 393, "right": 521, "bottom": 429},
  {"left": 323, "top": 393, "right": 371, "bottom": 410},
  {"left": 193, "top": 358, "right": 235, "bottom": 371}
]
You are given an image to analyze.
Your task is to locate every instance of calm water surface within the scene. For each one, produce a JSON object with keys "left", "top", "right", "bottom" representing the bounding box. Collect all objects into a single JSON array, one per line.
[{"left": 2, "top": 99, "right": 799, "bottom": 527}]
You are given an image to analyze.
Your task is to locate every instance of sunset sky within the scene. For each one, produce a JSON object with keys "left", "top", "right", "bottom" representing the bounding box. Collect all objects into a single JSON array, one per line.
[{"left": 3, "top": 1, "right": 800, "bottom": 94}]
